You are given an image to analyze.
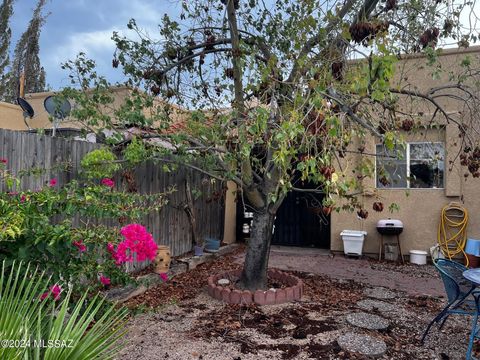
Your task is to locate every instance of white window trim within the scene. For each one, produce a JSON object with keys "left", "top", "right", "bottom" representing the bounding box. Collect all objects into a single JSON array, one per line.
[{"left": 375, "top": 141, "right": 445, "bottom": 190}]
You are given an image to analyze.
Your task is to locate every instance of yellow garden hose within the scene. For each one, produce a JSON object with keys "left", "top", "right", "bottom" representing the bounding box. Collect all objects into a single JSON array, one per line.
[{"left": 438, "top": 202, "right": 469, "bottom": 265}]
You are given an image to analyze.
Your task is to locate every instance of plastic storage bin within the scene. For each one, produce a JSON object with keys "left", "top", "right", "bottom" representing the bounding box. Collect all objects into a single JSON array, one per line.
[{"left": 340, "top": 230, "right": 367, "bottom": 256}]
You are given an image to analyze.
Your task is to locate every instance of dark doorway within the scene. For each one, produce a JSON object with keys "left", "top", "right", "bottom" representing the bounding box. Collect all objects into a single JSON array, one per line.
[
  {"left": 236, "top": 186, "right": 330, "bottom": 249},
  {"left": 272, "top": 189, "right": 330, "bottom": 248}
]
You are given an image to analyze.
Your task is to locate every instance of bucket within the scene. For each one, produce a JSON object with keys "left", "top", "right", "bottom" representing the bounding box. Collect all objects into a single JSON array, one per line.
[
  {"left": 194, "top": 245, "right": 204, "bottom": 257},
  {"left": 154, "top": 245, "right": 171, "bottom": 273},
  {"left": 205, "top": 238, "right": 220, "bottom": 252},
  {"left": 409, "top": 250, "right": 428, "bottom": 265}
]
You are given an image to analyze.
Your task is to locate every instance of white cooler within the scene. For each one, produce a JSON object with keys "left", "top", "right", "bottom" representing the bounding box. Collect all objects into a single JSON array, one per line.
[{"left": 340, "top": 230, "right": 367, "bottom": 256}]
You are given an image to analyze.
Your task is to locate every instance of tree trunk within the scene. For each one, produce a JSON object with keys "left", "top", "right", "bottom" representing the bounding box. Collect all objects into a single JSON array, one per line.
[{"left": 239, "top": 210, "right": 276, "bottom": 290}]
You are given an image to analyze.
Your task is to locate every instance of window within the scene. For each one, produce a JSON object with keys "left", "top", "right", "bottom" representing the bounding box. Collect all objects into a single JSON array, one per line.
[{"left": 376, "top": 142, "right": 444, "bottom": 189}]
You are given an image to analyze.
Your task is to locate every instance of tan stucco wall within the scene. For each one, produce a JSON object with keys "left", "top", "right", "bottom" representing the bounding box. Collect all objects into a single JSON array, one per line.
[
  {"left": 0, "top": 101, "right": 24, "bottom": 130},
  {"left": 0, "top": 87, "right": 191, "bottom": 132},
  {"left": 332, "top": 46, "right": 480, "bottom": 256},
  {"left": 222, "top": 181, "right": 237, "bottom": 244}
]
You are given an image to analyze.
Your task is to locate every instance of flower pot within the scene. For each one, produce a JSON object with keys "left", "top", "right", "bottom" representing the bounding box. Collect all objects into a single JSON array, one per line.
[
  {"left": 194, "top": 245, "right": 204, "bottom": 256},
  {"left": 466, "top": 253, "right": 480, "bottom": 268},
  {"left": 154, "top": 245, "right": 171, "bottom": 274},
  {"left": 205, "top": 238, "right": 220, "bottom": 252}
]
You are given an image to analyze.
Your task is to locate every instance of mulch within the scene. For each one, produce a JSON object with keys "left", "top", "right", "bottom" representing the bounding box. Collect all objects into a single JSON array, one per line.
[
  {"left": 124, "top": 247, "right": 244, "bottom": 309},
  {"left": 124, "top": 249, "right": 472, "bottom": 359}
]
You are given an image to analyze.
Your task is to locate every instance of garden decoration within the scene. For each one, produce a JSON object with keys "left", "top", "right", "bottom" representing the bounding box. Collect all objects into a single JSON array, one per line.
[{"left": 155, "top": 245, "right": 171, "bottom": 273}]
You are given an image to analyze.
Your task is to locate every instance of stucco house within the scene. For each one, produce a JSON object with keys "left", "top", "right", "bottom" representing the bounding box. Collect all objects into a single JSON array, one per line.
[
  {"left": 330, "top": 46, "right": 480, "bottom": 257},
  {"left": 1, "top": 46, "right": 480, "bottom": 260}
]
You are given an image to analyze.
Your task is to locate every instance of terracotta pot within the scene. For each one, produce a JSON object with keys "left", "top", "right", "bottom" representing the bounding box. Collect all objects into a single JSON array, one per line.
[
  {"left": 154, "top": 245, "right": 171, "bottom": 274},
  {"left": 466, "top": 253, "right": 480, "bottom": 268}
]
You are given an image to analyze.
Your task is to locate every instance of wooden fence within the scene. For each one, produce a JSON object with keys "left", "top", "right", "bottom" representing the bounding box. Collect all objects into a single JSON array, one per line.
[{"left": 0, "top": 129, "right": 225, "bottom": 263}]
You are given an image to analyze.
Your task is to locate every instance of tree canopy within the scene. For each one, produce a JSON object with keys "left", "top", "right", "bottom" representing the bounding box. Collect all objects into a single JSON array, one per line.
[
  {"left": 1, "top": 0, "right": 48, "bottom": 103},
  {"left": 64, "top": 0, "right": 480, "bottom": 290}
]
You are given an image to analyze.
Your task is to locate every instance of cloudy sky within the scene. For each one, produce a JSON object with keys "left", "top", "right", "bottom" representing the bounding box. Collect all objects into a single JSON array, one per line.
[
  {"left": 9, "top": 1, "right": 480, "bottom": 92},
  {"left": 9, "top": 0, "right": 182, "bottom": 90}
]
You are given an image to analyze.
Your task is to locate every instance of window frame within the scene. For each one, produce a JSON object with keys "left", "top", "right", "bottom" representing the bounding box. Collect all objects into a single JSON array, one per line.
[{"left": 375, "top": 141, "right": 445, "bottom": 190}]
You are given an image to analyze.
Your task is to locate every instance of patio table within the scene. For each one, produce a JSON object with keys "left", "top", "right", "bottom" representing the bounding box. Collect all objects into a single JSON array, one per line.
[{"left": 462, "top": 268, "right": 480, "bottom": 359}]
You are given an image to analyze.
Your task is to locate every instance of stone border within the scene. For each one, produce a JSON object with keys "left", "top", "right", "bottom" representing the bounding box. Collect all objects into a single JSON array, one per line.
[{"left": 207, "top": 269, "right": 303, "bottom": 305}]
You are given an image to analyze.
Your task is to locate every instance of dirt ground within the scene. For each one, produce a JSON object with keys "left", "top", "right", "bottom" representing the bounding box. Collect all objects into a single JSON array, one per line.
[{"left": 117, "top": 247, "right": 474, "bottom": 360}]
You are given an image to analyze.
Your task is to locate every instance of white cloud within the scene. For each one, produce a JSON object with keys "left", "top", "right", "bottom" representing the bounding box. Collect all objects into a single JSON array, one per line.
[
  {"left": 53, "top": 29, "right": 119, "bottom": 61},
  {"left": 39, "top": 0, "right": 179, "bottom": 88}
]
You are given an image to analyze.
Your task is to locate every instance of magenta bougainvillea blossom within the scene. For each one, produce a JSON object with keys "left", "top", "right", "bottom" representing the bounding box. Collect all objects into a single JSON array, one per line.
[
  {"left": 48, "top": 178, "right": 57, "bottom": 187},
  {"left": 101, "top": 178, "right": 115, "bottom": 188},
  {"left": 0, "top": 158, "right": 7, "bottom": 164},
  {"left": 110, "top": 224, "right": 158, "bottom": 265},
  {"left": 99, "top": 275, "right": 111, "bottom": 286},
  {"left": 72, "top": 240, "right": 87, "bottom": 252},
  {"left": 159, "top": 273, "right": 168, "bottom": 282},
  {"left": 41, "top": 284, "right": 62, "bottom": 301}
]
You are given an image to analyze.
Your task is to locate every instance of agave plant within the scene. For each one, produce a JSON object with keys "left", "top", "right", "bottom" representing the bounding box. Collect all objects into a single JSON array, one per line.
[{"left": 0, "top": 261, "right": 128, "bottom": 360}]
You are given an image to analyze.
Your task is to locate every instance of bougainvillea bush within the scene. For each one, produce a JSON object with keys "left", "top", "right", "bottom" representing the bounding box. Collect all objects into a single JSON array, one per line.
[{"left": 0, "top": 158, "right": 168, "bottom": 296}]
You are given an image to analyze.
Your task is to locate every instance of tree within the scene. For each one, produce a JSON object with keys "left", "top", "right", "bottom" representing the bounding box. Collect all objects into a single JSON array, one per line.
[
  {"left": 0, "top": 0, "right": 14, "bottom": 100},
  {"left": 66, "top": 0, "right": 480, "bottom": 290},
  {"left": 5, "top": 0, "right": 47, "bottom": 102}
]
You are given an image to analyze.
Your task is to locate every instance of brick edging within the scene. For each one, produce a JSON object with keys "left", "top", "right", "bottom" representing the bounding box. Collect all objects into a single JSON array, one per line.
[{"left": 207, "top": 269, "right": 303, "bottom": 305}]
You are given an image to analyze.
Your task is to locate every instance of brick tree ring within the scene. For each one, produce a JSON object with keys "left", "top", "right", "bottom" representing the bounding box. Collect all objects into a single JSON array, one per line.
[{"left": 207, "top": 269, "right": 304, "bottom": 305}]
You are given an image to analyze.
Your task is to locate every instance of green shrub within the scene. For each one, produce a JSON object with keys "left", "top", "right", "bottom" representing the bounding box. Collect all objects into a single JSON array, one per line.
[{"left": 80, "top": 148, "right": 120, "bottom": 179}]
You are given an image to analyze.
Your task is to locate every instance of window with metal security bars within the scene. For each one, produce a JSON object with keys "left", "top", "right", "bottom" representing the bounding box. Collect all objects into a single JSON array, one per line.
[{"left": 376, "top": 142, "right": 444, "bottom": 189}]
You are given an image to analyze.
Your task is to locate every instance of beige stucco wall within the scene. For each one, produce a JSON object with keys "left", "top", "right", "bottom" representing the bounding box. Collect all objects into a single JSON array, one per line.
[
  {"left": 222, "top": 181, "right": 237, "bottom": 244},
  {"left": 0, "top": 101, "right": 24, "bottom": 130},
  {"left": 0, "top": 87, "right": 191, "bottom": 132},
  {"left": 332, "top": 46, "right": 480, "bottom": 256}
]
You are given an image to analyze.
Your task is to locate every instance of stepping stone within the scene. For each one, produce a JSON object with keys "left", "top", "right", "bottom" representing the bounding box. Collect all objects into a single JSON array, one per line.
[
  {"left": 346, "top": 312, "right": 390, "bottom": 330},
  {"left": 357, "top": 299, "right": 396, "bottom": 312},
  {"left": 364, "top": 287, "right": 396, "bottom": 300},
  {"left": 337, "top": 332, "right": 386, "bottom": 357}
]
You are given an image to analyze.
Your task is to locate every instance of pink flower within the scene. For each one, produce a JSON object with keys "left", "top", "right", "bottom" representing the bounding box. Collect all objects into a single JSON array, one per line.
[
  {"left": 48, "top": 178, "right": 57, "bottom": 187},
  {"left": 7, "top": 191, "right": 18, "bottom": 196},
  {"left": 159, "top": 273, "right": 168, "bottom": 282},
  {"left": 99, "top": 275, "right": 111, "bottom": 286},
  {"left": 20, "top": 195, "right": 26, "bottom": 202},
  {"left": 107, "top": 242, "right": 115, "bottom": 254},
  {"left": 0, "top": 158, "right": 7, "bottom": 164},
  {"left": 111, "top": 224, "right": 158, "bottom": 264},
  {"left": 101, "top": 178, "right": 115, "bottom": 188},
  {"left": 72, "top": 240, "right": 87, "bottom": 252},
  {"left": 40, "top": 284, "right": 62, "bottom": 301},
  {"left": 51, "top": 285, "right": 61, "bottom": 301}
]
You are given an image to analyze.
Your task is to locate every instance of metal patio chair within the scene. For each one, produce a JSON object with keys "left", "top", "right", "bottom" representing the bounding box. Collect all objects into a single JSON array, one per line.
[{"left": 421, "top": 258, "right": 476, "bottom": 344}]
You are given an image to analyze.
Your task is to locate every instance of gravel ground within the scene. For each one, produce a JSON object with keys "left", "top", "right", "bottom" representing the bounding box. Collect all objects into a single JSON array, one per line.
[{"left": 117, "top": 251, "right": 475, "bottom": 360}]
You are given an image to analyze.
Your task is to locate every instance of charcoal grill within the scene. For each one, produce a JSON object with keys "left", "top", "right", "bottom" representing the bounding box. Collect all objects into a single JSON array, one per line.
[
  {"left": 376, "top": 219, "right": 404, "bottom": 263},
  {"left": 376, "top": 219, "right": 404, "bottom": 236}
]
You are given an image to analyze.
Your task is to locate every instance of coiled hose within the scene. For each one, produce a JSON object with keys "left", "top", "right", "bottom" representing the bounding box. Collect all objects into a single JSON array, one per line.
[{"left": 437, "top": 202, "right": 469, "bottom": 265}]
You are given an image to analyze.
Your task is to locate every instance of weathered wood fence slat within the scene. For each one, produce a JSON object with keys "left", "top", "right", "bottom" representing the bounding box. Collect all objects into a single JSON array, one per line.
[{"left": 0, "top": 129, "right": 225, "bottom": 270}]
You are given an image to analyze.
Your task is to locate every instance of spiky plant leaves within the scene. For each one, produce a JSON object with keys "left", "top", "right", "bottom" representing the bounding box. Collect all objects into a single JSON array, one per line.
[{"left": 0, "top": 261, "right": 128, "bottom": 360}]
